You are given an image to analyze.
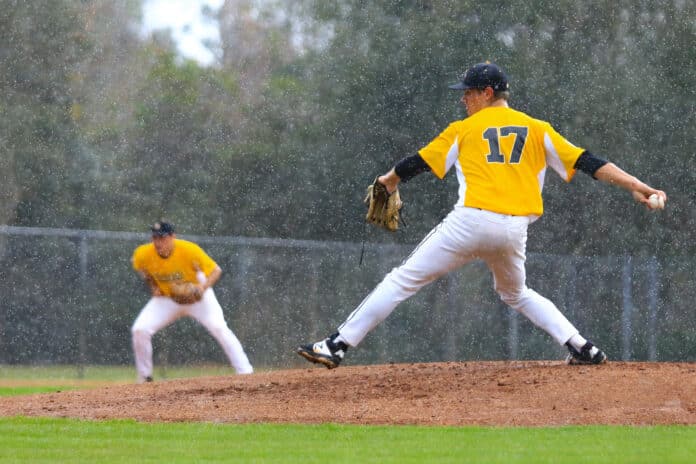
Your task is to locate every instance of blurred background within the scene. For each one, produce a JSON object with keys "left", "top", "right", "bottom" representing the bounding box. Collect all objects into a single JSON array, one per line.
[{"left": 0, "top": 0, "right": 694, "bottom": 374}]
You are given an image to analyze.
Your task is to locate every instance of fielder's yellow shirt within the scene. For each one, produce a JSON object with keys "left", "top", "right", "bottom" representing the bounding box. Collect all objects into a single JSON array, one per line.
[
  {"left": 419, "top": 106, "right": 584, "bottom": 217},
  {"left": 132, "top": 239, "right": 217, "bottom": 296}
]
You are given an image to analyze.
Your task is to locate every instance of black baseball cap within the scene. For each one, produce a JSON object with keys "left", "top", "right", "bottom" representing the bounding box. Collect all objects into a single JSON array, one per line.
[
  {"left": 448, "top": 62, "right": 510, "bottom": 92},
  {"left": 151, "top": 220, "right": 175, "bottom": 236}
]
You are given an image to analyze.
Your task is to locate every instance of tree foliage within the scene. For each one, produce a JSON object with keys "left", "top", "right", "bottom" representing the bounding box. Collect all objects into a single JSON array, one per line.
[{"left": 0, "top": 0, "right": 90, "bottom": 227}]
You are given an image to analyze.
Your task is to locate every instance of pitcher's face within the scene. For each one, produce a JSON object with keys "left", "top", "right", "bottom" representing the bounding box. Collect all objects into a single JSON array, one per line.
[{"left": 461, "top": 88, "right": 491, "bottom": 116}]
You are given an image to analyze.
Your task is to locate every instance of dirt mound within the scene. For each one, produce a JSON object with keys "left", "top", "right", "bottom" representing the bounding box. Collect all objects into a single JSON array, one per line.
[{"left": 2, "top": 361, "right": 696, "bottom": 426}]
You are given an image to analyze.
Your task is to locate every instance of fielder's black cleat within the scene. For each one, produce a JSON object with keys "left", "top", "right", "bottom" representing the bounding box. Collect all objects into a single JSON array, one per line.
[
  {"left": 297, "top": 333, "right": 347, "bottom": 369},
  {"left": 565, "top": 341, "right": 607, "bottom": 365},
  {"left": 145, "top": 376, "right": 154, "bottom": 382}
]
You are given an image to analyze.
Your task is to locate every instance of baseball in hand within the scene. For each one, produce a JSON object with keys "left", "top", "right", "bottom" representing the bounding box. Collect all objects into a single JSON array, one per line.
[{"left": 648, "top": 193, "right": 664, "bottom": 210}]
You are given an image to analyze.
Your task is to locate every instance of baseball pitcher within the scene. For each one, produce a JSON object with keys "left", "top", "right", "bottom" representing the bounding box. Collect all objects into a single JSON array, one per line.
[
  {"left": 298, "top": 62, "right": 667, "bottom": 369},
  {"left": 131, "top": 220, "right": 253, "bottom": 383}
]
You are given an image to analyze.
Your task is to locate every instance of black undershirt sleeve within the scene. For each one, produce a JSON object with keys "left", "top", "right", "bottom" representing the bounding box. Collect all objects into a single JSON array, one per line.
[
  {"left": 395, "top": 151, "right": 605, "bottom": 181},
  {"left": 574, "top": 150, "right": 608, "bottom": 179},
  {"left": 394, "top": 154, "right": 431, "bottom": 182}
]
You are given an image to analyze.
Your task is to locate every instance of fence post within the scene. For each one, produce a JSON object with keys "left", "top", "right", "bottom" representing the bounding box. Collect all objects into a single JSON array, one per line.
[
  {"left": 621, "top": 256, "right": 633, "bottom": 361},
  {"left": 647, "top": 255, "right": 659, "bottom": 361},
  {"left": 77, "top": 234, "right": 88, "bottom": 378},
  {"left": 445, "top": 273, "right": 459, "bottom": 361},
  {"left": 508, "top": 310, "right": 519, "bottom": 360}
]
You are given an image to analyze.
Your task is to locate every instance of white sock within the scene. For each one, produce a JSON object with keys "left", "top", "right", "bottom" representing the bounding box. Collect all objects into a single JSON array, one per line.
[{"left": 568, "top": 334, "right": 588, "bottom": 352}]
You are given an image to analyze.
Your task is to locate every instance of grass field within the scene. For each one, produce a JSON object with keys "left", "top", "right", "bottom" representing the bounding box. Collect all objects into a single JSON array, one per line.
[
  {"left": 0, "top": 364, "right": 234, "bottom": 397},
  {"left": 0, "top": 364, "right": 235, "bottom": 383},
  {"left": 1, "top": 366, "right": 695, "bottom": 463}
]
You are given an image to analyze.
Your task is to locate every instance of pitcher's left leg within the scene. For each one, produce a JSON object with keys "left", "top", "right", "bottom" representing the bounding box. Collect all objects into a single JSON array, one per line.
[{"left": 338, "top": 222, "right": 472, "bottom": 347}]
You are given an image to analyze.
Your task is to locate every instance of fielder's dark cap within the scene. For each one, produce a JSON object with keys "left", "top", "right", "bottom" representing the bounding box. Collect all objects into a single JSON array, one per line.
[
  {"left": 151, "top": 220, "right": 175, "bottom": 236},
  {"left": 448, "top": 62, "right": 510, "bottom": 92}
]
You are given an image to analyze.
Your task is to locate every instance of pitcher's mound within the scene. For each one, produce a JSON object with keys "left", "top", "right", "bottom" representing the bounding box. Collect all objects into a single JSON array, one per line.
[{"left": 2, "top": 361, "right": 696, "bottom": 426}]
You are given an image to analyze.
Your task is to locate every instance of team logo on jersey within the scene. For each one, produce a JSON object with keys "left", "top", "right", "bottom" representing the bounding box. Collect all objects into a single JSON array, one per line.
[{"left": 153, "top": 271, "right": 184, "bottom": 282}]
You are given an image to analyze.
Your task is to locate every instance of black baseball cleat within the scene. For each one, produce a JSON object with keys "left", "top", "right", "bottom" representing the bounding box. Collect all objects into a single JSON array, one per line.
[
  {"left": 565, "top": 341, "right": 607, "bottom": 365},
  {"left": 297, "top": 333, "right": 347, "bottom": 369}
]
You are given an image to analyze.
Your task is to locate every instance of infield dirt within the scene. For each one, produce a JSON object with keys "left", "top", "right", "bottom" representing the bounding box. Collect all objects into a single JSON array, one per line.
[{"left": 2, "top": 361, "right": 696, "bottom": 426}]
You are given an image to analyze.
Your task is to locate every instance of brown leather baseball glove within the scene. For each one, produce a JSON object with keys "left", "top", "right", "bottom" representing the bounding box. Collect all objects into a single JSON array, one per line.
[
  {"left": 168, "top": 281, "right": 203, "bottom": 305},
  {"left": 364, "top": 177, "right": 402, "bottom": 232}
]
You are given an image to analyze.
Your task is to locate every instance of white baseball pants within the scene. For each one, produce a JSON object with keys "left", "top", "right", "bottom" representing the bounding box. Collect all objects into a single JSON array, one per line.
[
  {"left": 338, "top": 206, "right": 579, "bottom": 348},
  {"left": 131, "top": 289, "right": 253, "bottom": 382}
]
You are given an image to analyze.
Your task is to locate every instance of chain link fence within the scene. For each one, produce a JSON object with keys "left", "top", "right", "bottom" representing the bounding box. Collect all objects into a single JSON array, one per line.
[{"left": 0, "top": 225, "right": 693, "bottom": 373}]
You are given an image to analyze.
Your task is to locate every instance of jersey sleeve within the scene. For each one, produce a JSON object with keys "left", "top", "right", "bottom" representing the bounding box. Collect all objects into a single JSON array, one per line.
[
  {"left": 131, "top": 245, "right": 146, "bottom": 272},
  {"left": 418, "top": 122, "right": 461, "bottom": 179},
  {"left": 189, "top": 243, "right": 218, "bottom": 276},
  {"left": 541, "top": 121, "right": 585, "bottom": 182}
]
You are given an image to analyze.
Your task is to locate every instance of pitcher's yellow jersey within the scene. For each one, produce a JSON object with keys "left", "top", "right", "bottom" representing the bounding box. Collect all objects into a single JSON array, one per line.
[
  {"left": 418, "top": 106, "right": 584, "bottom": 216},
  {"left": 132, "top": 239, "right": 217, "bottom": 297}
]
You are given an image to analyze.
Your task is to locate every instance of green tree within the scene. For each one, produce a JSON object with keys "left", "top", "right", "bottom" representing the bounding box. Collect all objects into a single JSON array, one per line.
[
  {"left": 121, "top": 51, "right": 223, "bottom": 230},
  {"left": 0, "top": 0, "right": 92, "bottom": 228},
  {"left": 67, "top": 1, "right": 149, "bottom": 231}
]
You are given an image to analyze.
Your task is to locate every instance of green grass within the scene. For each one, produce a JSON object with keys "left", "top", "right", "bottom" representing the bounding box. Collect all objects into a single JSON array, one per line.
[
  {"left": 0, "top": 364, "right": 246, "bottom": 396},
  {"left": 0, "top": 386, "right": 80, "bottom": 396},
  {"left": 0, "top": 364, "right": 250, "bottom": 396},
  {"left": 0, "top": 417, "right": 694, "bottom": 463},
  {"left": 0, "top": 364, "right": 237, "bottom": 382}
]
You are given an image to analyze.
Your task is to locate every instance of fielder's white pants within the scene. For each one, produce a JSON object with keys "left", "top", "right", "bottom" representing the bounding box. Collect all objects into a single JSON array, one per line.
[
  {"left": 131, "top": 289, "right": 253, "bottom": 382},
  {"left": 338, "top": 206, "right": 579, "bottom": 348}
]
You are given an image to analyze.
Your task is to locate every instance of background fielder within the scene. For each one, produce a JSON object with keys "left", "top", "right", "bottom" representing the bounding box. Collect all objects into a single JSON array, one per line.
[
  {"left": 298, "top": 61, "right": 667, "bottom": 369},
  {"left": 131, "top": 220, "right": 253, "bottom": 382}
]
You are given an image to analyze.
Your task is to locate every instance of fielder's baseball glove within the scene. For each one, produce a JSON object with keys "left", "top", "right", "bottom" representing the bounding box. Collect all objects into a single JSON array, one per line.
[
  {"left": 168, "top": 281, "right": 203, "bottom": 305},
  {"left": 364, "top": 177, "right": 402, "bottom": 232}
]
